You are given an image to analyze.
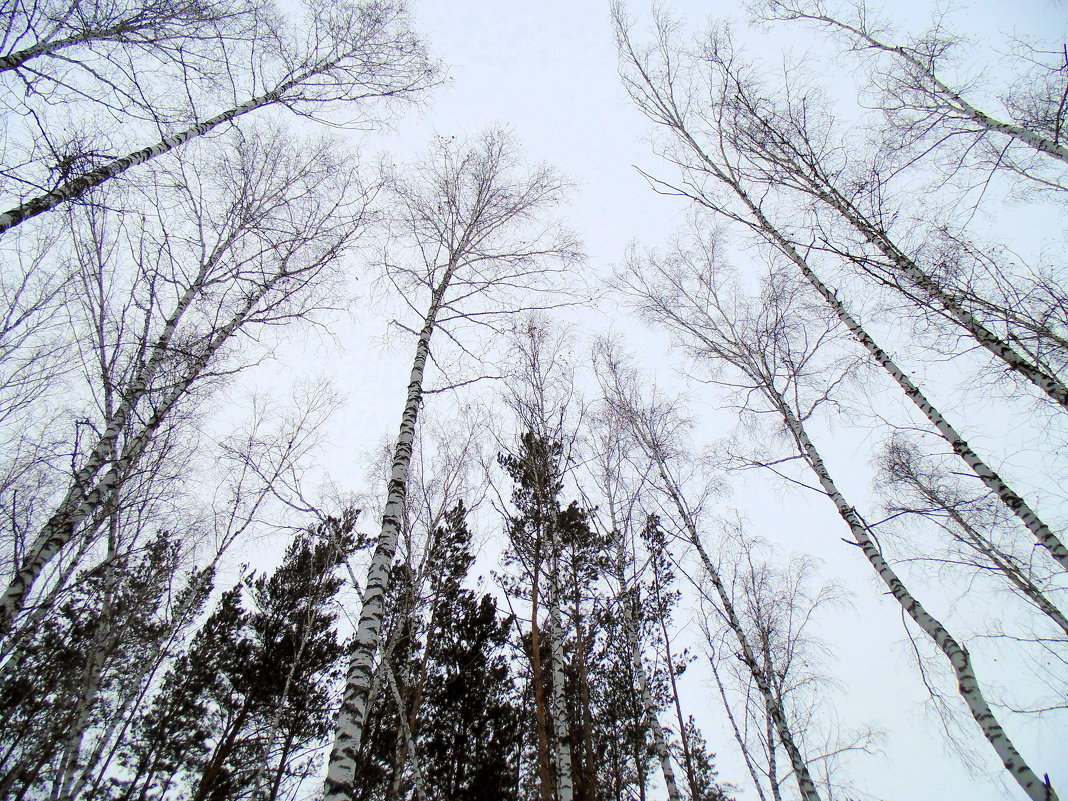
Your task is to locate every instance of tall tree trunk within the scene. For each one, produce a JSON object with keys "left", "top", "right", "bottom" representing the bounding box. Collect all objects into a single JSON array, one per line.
[
  {"left": 548, "top": 544, "right": 574, "bottom": 801},
  {"left": 707, "top": 653, "right": 770, "bottom": 801},
  {"left": 49, "top": 529, "right": 120, "bottom": 801},
  {"left": 384, "top": 659, "right": 428, "bottom": 801},
  {"left": 0, "top": 39, "right": 380, "bottom": 236},
  {"left": 621, "top": 591, "right": 681, "bottom": 801},
  {"left": 325, "top": 265, "right": 454, "bottom": 801},
  {"left": 771, "top": 389, "right": 1057, "bottom": 801}
]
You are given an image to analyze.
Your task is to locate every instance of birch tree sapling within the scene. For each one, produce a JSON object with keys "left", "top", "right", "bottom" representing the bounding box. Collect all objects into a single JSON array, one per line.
[
  {"left": 0, "top": 0, "right": 439, "bottom": 235},
  {"left": 613, "top": 244, "right": 1058, "bottom": 801},
  {"left": 612, "top": 11, "right": 1068, "bottom": 573},
  {"left": 325, "top": 130, "right": 577, "bottom": 801},
  {"left": 0, "top": 128, "right": 371, "bottom": 637}
]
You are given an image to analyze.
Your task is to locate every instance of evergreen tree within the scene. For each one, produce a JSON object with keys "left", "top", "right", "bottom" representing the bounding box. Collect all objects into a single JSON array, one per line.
[
  {"left": 109, "top": 514, "right": 358, "bottom": 801},
  {"left": 351, "top": 502, "right": 523, "bottom": 801},
  {"left": 0, "top": 532, "right": 190, "bottom": 801},
  {"left": 499, "top": 432, "right": 614, "bottom": 801}
]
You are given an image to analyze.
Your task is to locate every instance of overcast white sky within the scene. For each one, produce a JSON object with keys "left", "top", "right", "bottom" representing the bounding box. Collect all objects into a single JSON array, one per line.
[{"left": 250, "top": 1, "right": 1068, "bottom": 798}]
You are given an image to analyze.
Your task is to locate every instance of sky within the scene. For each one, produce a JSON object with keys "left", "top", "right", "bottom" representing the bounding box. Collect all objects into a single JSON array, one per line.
[{"left": 238, "top": 0, "right": 1068, "bottom": 798}]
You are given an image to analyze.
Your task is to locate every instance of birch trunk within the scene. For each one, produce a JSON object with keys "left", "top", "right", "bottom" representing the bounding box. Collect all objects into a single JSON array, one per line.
[
  {"left": 707, "top": 652, "right": 770, "bottom": 801},
  {"left": 939, "top": 499, "right": 1068, "bottom": 637},
  {"left": 0, "top": 267, "right": 290, "bottom": 634},
  {"left": 49, "top": 522, "right": 121, "bottom": 801},
  {"left": 621, "top": 591, "right": 681, "bottom": 801},
  {"left": 773, "top": 393, "right": 1057, "bottom": 801},
  {"left": 547, "top": 544, "right": 574, "bottom": 801},
  {"left": 805, "top": 176, "right": 1068, "bottom": 410},
  {"left": 0, "top": 88, "right": 281, "bottom": 234},
  {"left": 324, "top": 266, "right": 453, "bottom": 801},
  {"left": 633, "top": 442, "right": 823, "bottom": 801},
  {"left": 656, "top": 78, "right": 1068, "bottom": 409}
]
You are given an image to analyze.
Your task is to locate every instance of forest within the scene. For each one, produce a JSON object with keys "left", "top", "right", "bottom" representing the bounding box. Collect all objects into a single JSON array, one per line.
[{"left": 0, "top": 0, "right": 1064, "bottom": 800}]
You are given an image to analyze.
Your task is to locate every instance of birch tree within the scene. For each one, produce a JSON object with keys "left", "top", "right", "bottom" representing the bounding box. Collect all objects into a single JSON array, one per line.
[
  {"left": 0, "top": 0, "right": 438, "bottom": 235},
  {"left": 614, "top": 6, "right": 1068, "bottom": 416},
  {"left": 612, "top": 9, "right": 1068, "bottom": 575},
  {"left": 613, "top": 242, "right": 1058, "bottom": 801},
  {"left": 756, "top": 0, "right": 1068, "bottom": 191},
  {"left": 325, "top": 130, "right": 577, "bottom": 801},
  {"left": 0, "top": 126, "right": 371, "bottom": 637},
  {"left": 595, "top": 343, "right": 828, "bottom": 801}
]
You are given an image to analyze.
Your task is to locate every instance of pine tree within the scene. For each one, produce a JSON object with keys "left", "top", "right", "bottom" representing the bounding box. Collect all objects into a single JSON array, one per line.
[
  {"left": 349, "top": 502, "right": 523, "bottom": 801},
  {"left": 109, "top": 515, "right": 358, "bottom": 801},
  {"left": 0, "top": 532, "right": 188, "bottom": 801}
]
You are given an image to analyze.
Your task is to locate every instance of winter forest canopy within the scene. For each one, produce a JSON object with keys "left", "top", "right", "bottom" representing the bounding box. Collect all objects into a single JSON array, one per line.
[{"left": 0, "top": 0, "right": 1065, "bottom": 799}]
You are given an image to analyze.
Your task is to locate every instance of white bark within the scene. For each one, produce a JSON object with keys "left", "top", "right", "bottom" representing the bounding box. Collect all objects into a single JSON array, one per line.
[
  {"left": 651, "top": 464, "right": 824, "bottom": 801},
  {"left": 0, "top": 2, "right": 431, "bottom": 235},
  {"left": 547, "top": 544, "right": 574, "bottom": 801},
  {"left": 324, "top": 267, "right": 452, "bottom": 801},
  {"left": 621, "top": 41, "right": 1068, "bottom": 572},
  {"left": 620, "top": 589, "right": 682, "bottom": 801},
  {"left": 608, "top": 387, "right": 825, "bottom": 801},
  {"left": 773, "top": 393, "right": 1057, "bottom": 801}
]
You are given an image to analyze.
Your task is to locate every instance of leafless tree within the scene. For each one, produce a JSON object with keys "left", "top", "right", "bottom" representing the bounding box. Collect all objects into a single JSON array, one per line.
[
  {"left": 0, "top": 0, "right": 271, "bottom": 126},
  {"left": 324, "top": 129, "right": 579, "bottom": 801},
  {"left": 613, "top": 7, "right": 1068, "bottom": 575},
  {"left": 0, "top": 124, "right": 371, "bottom": 637},
  {"left": 611, "top": 231, "right": 1058, "bottom": 800},
  {"left": 585, "top": 413, "right": 685, "bottom": 801},
  {"left": 697, "top": 530, "right": 874, "bottom": 801},
  {"left": 0, "top": 0, "right": 440, "bottom": 235},
  {"left": 595, "top": 341, "right": 829, "bottom": 801},
  {"left": 755, "top": 0, "right": 1068, "bottom": 191},
  {"left": 613, "top": 6, "right": 1068, "bottom": 416}
]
